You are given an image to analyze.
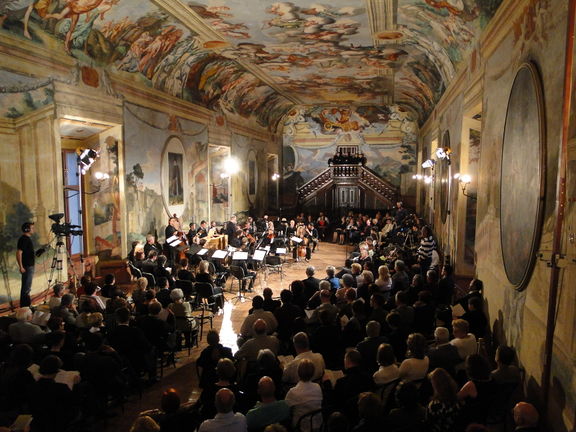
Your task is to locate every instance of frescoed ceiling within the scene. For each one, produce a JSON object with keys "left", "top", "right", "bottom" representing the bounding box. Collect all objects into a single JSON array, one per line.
[{"left": 0, "top": 0, "right": 502, "bottom": 125}]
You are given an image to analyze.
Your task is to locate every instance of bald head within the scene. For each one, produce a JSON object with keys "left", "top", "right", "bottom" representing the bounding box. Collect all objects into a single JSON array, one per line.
[
  {"left": 253, "top": 318, "right": 267, "bottom": 335},
  {"left": 215, "top": 388, "right": 235, "bottom": 414},
  {"left": 257, "top": 376, "right": 276, "bottom": 400},
  {"left": 513, "top": 402, "right": 539, "bottom": 427}
]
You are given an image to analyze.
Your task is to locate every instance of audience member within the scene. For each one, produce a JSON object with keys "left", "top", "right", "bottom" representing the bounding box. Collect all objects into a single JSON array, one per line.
[
  {"left": 387, "top": 381, "right": 426, "bottom": 431},
  {"left": 428, "top": 327, "right": 461, "bottom": 378},
  {"left": 197, "top": 330, "right": 233, "bottom": 388},
  {"left": 8, "top": 307, "right": 43, "bottom": 344},
  {"left": 246, "top": 376, "right": 290, "bottom": 431},
  {"left": 285, "top": 359, "right": 323, "bottom": 432},
  {"left": 399, "top": 333, "right": 429, "bottom": 383},
  {"left": 513, "top": 402, "right": 539, "bottom": 432},
  {"left": 427, "top": 368, "right": 461, "bottom": 432},
  {"left": 198, "top": 388, "right": 246, "bottom": 432},
  {"left": 283, "top": 332, "right": 325, "bottom": 385},
  {"left": 450, "top": 319, "right": 477, "bottom": 361},
  {"left": 373, "top": 343, "right": 400, "bottom": 386},
  {"left": 356, "top": 321, "right": 387, "bottom": 373},
  {"left": 235, "top": 319, "right": 279, "bottom": 362}
]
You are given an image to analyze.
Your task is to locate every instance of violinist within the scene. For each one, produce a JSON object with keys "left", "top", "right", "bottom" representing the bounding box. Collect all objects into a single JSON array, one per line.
[
  {"left": 246, "top": 216, "right": 256, "bottom": 234},
  {"left": 292, "top": 224, "right": 310, "bottom": 262},
  {"left": 261, "top": 228, "right": 276, "bottom": 249},
  {"left": 187, "top": 222, "right": 197, "bottom": 244},
  {"left": 194, "top": 220, "right": 209, "bottom": 245}
]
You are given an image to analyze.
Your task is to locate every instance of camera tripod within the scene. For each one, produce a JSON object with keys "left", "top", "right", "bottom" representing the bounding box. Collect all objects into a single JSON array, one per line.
[{"left": 44, "top": 234, "right": 77, "bottom": 303}]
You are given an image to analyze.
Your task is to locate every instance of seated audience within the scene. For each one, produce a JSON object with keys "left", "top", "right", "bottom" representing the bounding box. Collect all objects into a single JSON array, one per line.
[
  {"left": 239, "top": 296, "right": 278, "bottom": 343},
  {"left": 142, "top": 388, "right": 196, "bottom": 432},
  {"left": 387, "top": 381, "right": 426, "bottom": 431},
  {"left": 79, "top": 282, "right": 106, "bottom": 312},
  {"left": 198, "top": 388, "right": 246, "bottom": 432},
  {"left": 28, "top": 355, "right": 79, "bottom": 432},
  {"left": 427, "top": 368, "right": 461, "bottom": 432},
  {"left": 460, "top": 297, "right": 488, "bottom": 339},
  {"left": 235, "top": 319, "right": 279, "bottom": 362},
  {"left": 262, "top": 288, "right": 281, "bottom": 312},
  {"left": 199, "top": 358, "right": 239, "bottom": 421},
  {"left": 302, "top": 266, "right": 321, "bottom": 301},
  {"left": 373, "top": 343, "right": 400, "bottom": 386},
  {"left": 375, "top": 265, "right": 392, "bottom": 298},
  {"left": 246, "top": 377, "right": 290, "bottom": 431},
  {"left": 131, "top": 416, "right": 160, "bottom": 432},
  {"left": 53, "top": 293, "right": 78, "bottom": 327},
  {"left": 285, "top": 360, "right": 323, "bottom": 432},
  {"left": 307, "top": 289, "right": 338, "bottom": 326},
  {"left": 356, "top": 321, "right": 387, "bottom": 374},
  {"left": 428, "top": 327, "right": 461, "bottom": 378},
  {"left": 311, "top": 309, "right": 344, "bottom": 370},
  {"left": 450, "top": 319, "right": 477, "bottom": 361},
  {"left": 491, "top": 345, "right": 522, "bottom": 385},
  {"left": 48, "top": 283, "right": 64, "bottom": 310},
  {"left": 283, "top": 332, "right": 325, "bottom": 385},
  {"left": 176, "top": 258, "right": 195, "bottom": 281},
  {"left": 197, "top": 330, "right": 233, "bottom": 388},
  {"left": 390, "top": 291, "right": 415, "bottom": 334},
  {"left": 332, "top": 350, "right": 374, "bottom": 423},
  {"left": 8, "top": 307, "right": 43, "bottom": 344},
  {"left": 513, "top": 402, "right": 539, "bottom": 432},
  {"left": 101, "top": 274, "right": 116, "bottom": 298},
  {"left": 274, "top": 289, "right": 304, "bottom": 348},
  {"left": 457, "top": 354, "right": 498, "bottom": 426},
  {"left": 386, "top": 312, "right": 408, "bottom": 362},
  {"left": 354, "top": 392, "right": 383, "bottom": 432},
  {"left": 399, "top": 333, "right": 429, "bottom": 383}
]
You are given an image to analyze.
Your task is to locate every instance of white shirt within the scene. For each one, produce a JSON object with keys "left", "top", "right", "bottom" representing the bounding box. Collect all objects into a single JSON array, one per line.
[
  {"left": 198, "top": 412, "right": 247, "bottom": 432},
  {"left": 373, "top": 364, "right": 400, "bottom": 385},
  {"left": 283, "top": 351, "right": 325, "bottom": 384},
  {"left": 450, "top": 334, "right": 477, "bottom": 360},
  {"left": 399, "top": 357, "right": 429, "bottom": 382},
  {"left": 285, "top": 381, "right": 323, "bottom": 431}
]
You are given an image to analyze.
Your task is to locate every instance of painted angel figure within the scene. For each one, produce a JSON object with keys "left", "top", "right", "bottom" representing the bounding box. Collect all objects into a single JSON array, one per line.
[{"left": 45, "top": 0, "right": 119, "bottom": 53}]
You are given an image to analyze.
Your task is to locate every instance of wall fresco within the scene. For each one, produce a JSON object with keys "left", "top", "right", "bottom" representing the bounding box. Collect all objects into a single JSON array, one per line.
[
  {"left": 282, "top": 104, "right": 418, "bottom": 205},
  {"left": 123, "top": 103, "right": 209, "bottom": 242}
]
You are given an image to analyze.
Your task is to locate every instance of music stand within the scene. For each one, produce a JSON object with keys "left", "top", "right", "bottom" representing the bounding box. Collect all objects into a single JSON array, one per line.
[{"left": 229, "top": 259, "right": 254, "bottom": 304}]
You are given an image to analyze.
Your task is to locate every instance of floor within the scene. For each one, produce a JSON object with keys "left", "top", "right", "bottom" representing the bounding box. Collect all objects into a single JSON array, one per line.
[{"left": 103, "top": 242, "right": 348, "bottom": 431}]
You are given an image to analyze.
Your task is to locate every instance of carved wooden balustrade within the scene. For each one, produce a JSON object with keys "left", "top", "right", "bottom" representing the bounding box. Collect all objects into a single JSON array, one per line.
[{"left": 297, "top": 164, "right": 398, "bottom": 205}]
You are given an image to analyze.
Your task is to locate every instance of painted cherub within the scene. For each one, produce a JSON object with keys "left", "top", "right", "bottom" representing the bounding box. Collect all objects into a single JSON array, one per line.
[{"left": 45, "top": 0, "right": 119, "bottom": 53}]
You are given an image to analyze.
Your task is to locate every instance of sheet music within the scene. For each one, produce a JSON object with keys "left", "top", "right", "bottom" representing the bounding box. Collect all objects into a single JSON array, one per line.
[
  {"left": 232, "top": 251, "right": 249, "bottom": 260},
  {"left": 253, "top": 249, "right": 267, "bottom": 261},
  {"left": 197, "top": 248, "right": 208, "bottom": 256},
  {"left": 264, "top": 245, "right": 271, "bottom": 252},
  {"left": 228, "top": 246, "right": 236, "bottom": 252},
  {"left": 167, "top": 235, "right": 180, "bottom": 245},
  {"left": 212, "top": 250, "right": 228, "bottom": 259},
  {"left": 290, "top": 236, "right": 302, "bottom": 243},
  {"left": 276, "top": 247, "right": 287, "bottom": 254}
]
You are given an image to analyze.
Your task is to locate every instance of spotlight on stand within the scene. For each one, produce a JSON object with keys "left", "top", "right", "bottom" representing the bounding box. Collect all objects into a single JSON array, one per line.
[
  {"left": 422, "top": 159, "right": 435, "bottom": 169},
  {"left": 77, "top": 148, "right": 99, "bottom": 175}
]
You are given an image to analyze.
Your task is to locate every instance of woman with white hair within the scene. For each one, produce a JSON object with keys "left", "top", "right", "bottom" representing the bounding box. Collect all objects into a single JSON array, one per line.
[{"left": 168, "top": 288, "right": 192, "bottom": 320}]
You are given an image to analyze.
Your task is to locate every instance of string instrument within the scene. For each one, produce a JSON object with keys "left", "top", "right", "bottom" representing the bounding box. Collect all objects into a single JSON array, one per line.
[{"left": 171, "top": 214, "right": 189, "bottom": 261}]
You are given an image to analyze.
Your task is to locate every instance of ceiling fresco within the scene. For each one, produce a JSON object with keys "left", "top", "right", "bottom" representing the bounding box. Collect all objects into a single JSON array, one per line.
[{"left": 0, "top": 0, "right": 502, "bottom": 125}]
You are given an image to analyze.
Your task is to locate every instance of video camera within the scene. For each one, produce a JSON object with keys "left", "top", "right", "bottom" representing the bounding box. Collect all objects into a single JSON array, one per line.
[{"left": 49, "top": 213, "right": 83, "bottom": 237}]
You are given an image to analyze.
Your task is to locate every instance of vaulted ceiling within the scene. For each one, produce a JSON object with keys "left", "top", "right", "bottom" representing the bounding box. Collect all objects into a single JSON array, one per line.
[{"left": 0, "top": 0, "right": 503, "bottom": 127}]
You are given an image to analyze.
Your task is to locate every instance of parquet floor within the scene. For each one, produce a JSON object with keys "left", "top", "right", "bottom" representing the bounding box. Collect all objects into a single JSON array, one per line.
[{"left": 103, "top": 242, "right": 348, "bottom": 431}]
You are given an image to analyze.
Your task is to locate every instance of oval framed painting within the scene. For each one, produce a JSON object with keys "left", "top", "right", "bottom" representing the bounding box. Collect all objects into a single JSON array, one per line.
[
  {"left": 161, "top": 136, "right": 189, "bottom": 218},
  {"left": 500, "top": 63, "right": 546, "bottom": 290}
]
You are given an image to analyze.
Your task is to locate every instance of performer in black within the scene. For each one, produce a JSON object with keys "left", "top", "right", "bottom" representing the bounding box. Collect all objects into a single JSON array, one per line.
[
  {"left": 16, "top": 222, "right": 35, "bottom": 307},
  {"left": 226, "top": 215, "right": 241, "bottom": 248},
  {"left": 164, "top": 216, "right": 180, "bottom": 264}
]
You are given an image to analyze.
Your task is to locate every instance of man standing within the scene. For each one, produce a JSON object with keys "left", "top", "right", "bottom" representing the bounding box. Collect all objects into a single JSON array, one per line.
[
  {"left": 17, "top": 222, "right": 35, "bottom": 307},
  {"left": 226, "top": 215, "right": 240, "bottom": 247}
]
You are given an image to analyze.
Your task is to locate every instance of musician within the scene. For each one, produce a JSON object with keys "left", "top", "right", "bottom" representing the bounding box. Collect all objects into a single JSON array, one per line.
[
  {"left": 164, "top": 216, "right": 181, "bottom": 264},
  {"left": 226, "top": 215, "right": 241, "bottom": 248},
  {"left": 291, "top": 225, "right": 310, "bottom": 262},
  {"left": 316, "top": 212, "right": 329, "bottom": 241},
  {"left": 246, "top": 216, "right": 256, "bottom": 234},
  {"left": 187, "top": 222, "right": 197, "bottom": 244},
  {"left": 305, "top": 222, "right": 319, "bottom": 254},
  {"left": 194, "top": 220, "right": 209, "bottom": 245},
  {"left": 144, "top": 234, "right": 162, "bottom": 258},
  {"left": 260, "top": 228, "right": 276, "bottom": 249},
  {"left": 256, "top": 214, "right": 269, "bottom": 233}
]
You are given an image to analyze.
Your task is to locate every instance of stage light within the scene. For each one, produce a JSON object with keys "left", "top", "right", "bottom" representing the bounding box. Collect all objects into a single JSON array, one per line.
[
  {"left": 422, "top": 159, "right": 435, "bottom": 169},
  {"left": 223, "top": 156, "right": 240, "bottom": 176},
  {"left": 460, "top": 174, "right": 472, "bottom": 184},
  {"left": 424, "top": 176, "right": 433, "bottom": 184},
  {"left": 78, "top": 148, "right": 99, "bottom": 175},
  {"left": 94, "top": 171, "right": 109, "bottom": 181},
  {"left": 271, "top": 173, "right": 280, "bottom": 181},
  {"left": 453, "top": 173, "right": 461, "bottom": 179}
]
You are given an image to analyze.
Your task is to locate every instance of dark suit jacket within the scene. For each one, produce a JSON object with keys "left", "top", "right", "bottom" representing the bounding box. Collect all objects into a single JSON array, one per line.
[
  {"left": 138, "top": 315, "right": 170, "bottom": 350},
  {"left": 29, "top": 378, "right": 78, "bottom": 432},
  {"left": 108, "top": 324, "right": 152, "bottom": 368},
  {"left": 302, "top": 277, "right": 321, "bottom": 301},
  {"left": 356, "top": 336, "right": 388, "bottom": 373},
  {"left": 427, "top": 343, "right": 461, "bottom": 377}
]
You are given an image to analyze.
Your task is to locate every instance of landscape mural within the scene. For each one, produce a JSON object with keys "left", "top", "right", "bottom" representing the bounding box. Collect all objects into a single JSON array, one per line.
[{"left": 124, "top": 103, "right": 209, "bottom": 242}]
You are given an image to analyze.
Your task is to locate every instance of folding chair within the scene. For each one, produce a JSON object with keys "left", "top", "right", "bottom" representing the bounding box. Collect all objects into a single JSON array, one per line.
[
  {"left": 228, "top": 265, "right": 254, "bottom": 304},
  {"left": 193, "top": 282, "right": 221, "bottom": 340}
]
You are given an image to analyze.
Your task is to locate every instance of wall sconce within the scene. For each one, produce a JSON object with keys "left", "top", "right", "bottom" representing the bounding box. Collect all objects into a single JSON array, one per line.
[
  {"left": 271, "top": 173, "right": 280, "bottom": 181},
  {"left": 455, "top": 173, "right": 476, "bottom": 199},
  {"left": 435, "top": 147, "right": 451, "bottom": 161}
]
